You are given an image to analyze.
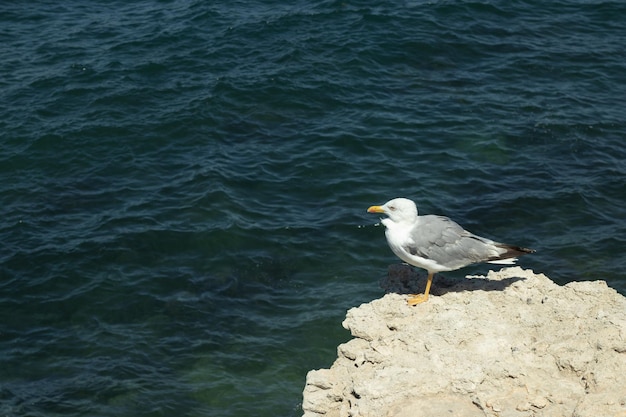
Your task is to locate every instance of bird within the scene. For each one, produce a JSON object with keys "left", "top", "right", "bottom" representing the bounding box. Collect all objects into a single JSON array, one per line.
[{"left": 367, "top": 197, "right": 534, "bottom": 305}]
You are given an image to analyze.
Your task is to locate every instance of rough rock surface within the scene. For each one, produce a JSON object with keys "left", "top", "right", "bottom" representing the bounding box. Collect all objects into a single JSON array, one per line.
[{"left": 302, "top": 266, "right": 626, "bottom": 417}]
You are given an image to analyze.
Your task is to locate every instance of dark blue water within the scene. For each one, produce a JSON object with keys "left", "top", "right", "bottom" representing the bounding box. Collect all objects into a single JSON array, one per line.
[{"left": 1, "top": 1, "right": 625, "bottom": 416}]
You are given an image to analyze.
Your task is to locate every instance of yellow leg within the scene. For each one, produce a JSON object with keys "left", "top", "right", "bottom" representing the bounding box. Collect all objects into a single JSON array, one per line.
[{"left": 407, "top": 272, "right": 434, "bottom": 306}]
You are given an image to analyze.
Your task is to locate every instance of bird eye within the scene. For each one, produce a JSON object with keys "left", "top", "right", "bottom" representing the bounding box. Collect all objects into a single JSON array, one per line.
[{"left": 389, "top": 206, "right": 396, "bottom": 211}]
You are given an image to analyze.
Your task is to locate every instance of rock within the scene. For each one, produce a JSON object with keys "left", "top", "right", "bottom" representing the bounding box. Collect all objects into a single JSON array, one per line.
[{"left": 301, "top": 266, "right": 626, "bottom": 417}]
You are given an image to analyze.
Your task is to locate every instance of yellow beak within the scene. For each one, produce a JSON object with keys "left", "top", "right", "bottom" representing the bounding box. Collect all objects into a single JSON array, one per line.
[{"left": 367, "top": 205, "right": 385, "bottom": 213}]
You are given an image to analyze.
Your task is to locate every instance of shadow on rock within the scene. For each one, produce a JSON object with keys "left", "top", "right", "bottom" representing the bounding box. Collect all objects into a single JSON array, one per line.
[{"left": 379, "top": 263, "right": 526, "bottom": 296}]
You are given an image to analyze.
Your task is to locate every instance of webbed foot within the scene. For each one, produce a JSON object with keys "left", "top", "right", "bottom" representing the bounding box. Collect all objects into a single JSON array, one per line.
[{"left": 407, "top": 293, "right": 429, "bottom": 306}]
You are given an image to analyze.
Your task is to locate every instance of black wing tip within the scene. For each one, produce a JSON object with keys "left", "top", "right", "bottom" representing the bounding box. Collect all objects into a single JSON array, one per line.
[
  {"left": 496, "top": 244, "right": 536, "bottom": 258},
  {"left": 517, "top": 246, "right": 536, "bottom": 254}
]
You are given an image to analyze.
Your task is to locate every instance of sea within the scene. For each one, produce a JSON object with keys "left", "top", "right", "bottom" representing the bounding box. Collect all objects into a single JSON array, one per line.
[{"left": 1, "top": 1, "right": 625, "bottom": 416}]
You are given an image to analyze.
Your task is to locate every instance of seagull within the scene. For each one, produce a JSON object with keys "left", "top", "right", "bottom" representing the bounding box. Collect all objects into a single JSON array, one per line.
[{"left": 367, "top": 198, "right": 534, "bottom": 305}]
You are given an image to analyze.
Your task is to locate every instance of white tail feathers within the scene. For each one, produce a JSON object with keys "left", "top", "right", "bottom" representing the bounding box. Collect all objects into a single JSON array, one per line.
[{"left": 488, "top": 257, "right": 518, "bottom": 265}]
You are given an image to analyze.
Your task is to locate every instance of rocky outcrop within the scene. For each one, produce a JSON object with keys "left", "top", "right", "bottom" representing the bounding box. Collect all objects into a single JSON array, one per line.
[{"left": 302, "top": 266, "right": 626, "bottom": 417}]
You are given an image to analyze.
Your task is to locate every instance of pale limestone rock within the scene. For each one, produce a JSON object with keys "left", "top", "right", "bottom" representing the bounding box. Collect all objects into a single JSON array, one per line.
[{"left": 302, "top": 267, "right": 626, "bottom": 417}]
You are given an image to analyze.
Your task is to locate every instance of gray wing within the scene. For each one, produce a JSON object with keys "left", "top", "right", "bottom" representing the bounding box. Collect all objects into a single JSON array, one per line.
[{"left": 404, "top": 215, "right": 501, "bottom": 270}]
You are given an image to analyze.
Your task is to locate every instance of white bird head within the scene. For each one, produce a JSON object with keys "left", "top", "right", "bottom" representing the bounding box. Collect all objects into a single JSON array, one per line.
[{"left": 367, "top": 198, "right": 418, "bottom": 224}]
